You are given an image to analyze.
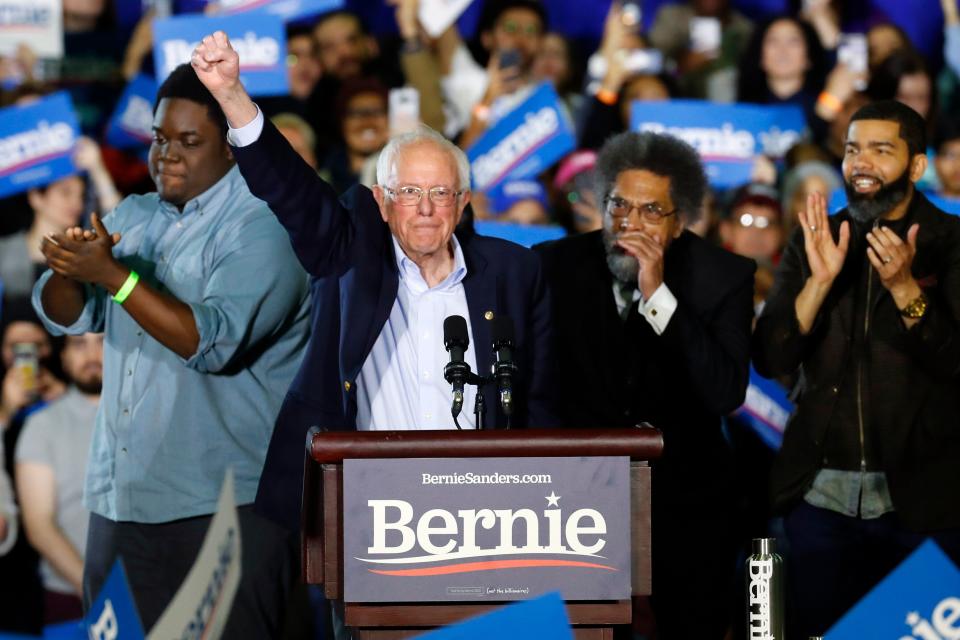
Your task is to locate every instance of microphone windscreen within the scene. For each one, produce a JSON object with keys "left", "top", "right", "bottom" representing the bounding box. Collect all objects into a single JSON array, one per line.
[
  {"left": 491, "top": 315, "right": 514, "bottom": 345},
  {"left": 443, "top": 315, "right": 469, "bottom": 348}
]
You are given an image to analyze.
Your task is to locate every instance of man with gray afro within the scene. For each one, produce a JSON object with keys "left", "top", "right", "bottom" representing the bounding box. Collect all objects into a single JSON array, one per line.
[{"left": 536, "top": 130, "right": 755, "bottom": 639}]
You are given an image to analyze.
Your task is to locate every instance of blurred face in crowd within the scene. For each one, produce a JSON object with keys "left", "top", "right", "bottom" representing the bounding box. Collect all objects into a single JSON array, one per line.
[
  {"left": 602, "top": 170, "right": 683, "bottom": 283},
  {"left": 373, "top": 142, "right": 469, "bottom": 263},
  {"left": 935, "top": 139, "right": 960, "bottom": 197},
  {"left": 483, "top": 8, "right": 544, "bottom": 70},
  {"left": 63, "top": 0, "right": 104, "bottom": 32},
  {"left": 532, "top": 33, "right": 571, "bottom": 90},
  {"left": 896, "top": 72, "right": 932, "bottom": 119},
  {"left": 1, "top": 321, "right": 50, "bottom": 369},
  {"left": 342, "top": 92, "right": 388, "bottom": 157},
  {"left": 314, "top": 14, "right": 374, "bottom": 81},
  {"left": 619, "top": 76, "right": 670, "bottom": 127},
  {"left": 761, "top": 19, "right": 808, "bottom": 82},
  {"left": 721, "top": 202, "right": 783, "bottom": 261},
  {"left": 788, "top": 173, "right": 832, "bottom": 228},
  {"left": 61, "top": 333, "right": 103, "bottom": 396},
  {"left": 278, "top": 123, "right": 318, "bottom": 170},
  {"left": 150, "top": 98, "right": 234, "bottom": 208},
  {"left": 867, "top": 23, "right": 908, "bottom": 70},
  {"left": 287, "top": 33, "right": 322, "bottom": 100},
  {"left": 28, "top": 175, "right": 84, "bottom": 230},
  {"left": 842, "top": 119, "right": 925, "bottom": 222}
]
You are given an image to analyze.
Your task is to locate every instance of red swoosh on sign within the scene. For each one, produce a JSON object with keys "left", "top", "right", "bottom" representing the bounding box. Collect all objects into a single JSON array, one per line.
[{"left": 369, "top": 559, "right": 617, "bottom": 576}]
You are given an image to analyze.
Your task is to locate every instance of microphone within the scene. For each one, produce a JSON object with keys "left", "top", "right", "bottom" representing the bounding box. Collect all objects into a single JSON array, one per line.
[
  {"left": 491, "top": 316, "right": 518, "bottom": 418},
  {"left": 443, "top": 315, "right": 470, "bottom": 422}
]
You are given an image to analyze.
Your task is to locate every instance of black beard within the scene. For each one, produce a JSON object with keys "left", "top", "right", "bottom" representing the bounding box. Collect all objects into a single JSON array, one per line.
[
  {"left": 845, "top": 169, "right": 912, "bottom": 223},
  {"left": 601, "top": 226, "right": 639, "bottom": 284},
  {"left": 74, "top": 378, "right": 102, "bottom": 396}
]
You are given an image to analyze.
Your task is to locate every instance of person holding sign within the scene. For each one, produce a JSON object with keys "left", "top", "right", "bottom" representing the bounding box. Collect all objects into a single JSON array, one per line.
[
  {"left": 535, "top": 130, "right": 755, "bottom": 640},
  {"left": 31, "top": 64, "right": 311, "bottom": 635},
  {"left": 190, "top": 30, "right": 557, "bottom": 533},
  {"left": 753, "top": 101, "right": 960, "bottom": 638}
]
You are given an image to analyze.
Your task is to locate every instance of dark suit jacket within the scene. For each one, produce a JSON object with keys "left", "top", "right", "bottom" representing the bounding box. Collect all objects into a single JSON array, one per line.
[
  {"left": 231, "top": 120, "right": 557, "bottom": 530},
  {"left": 753, "top": 192, "right": 960, "bottom": 531},
  {"left": 535, "top": 230, "right": 755, "bottom": 504}
]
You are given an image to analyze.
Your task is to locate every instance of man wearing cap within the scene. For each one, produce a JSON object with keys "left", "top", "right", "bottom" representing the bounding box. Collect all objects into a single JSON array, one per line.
[{"left": 536, "top": 130, "right": 755, "bottom": 639}]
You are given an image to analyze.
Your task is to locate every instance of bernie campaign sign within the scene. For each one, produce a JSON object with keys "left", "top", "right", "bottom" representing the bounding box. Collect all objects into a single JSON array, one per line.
[
  {"left": 0, "top": 0, "right": 63, "bottom": 58},
  {"left": 153, "top": 11, "right": 287, "bottom": 96},
  {"left": 105, "top": 74, "right": 158, "bottom": 150},
  {"left": 467, "top": 83, "right": 575, "bottom": 193},
  {"left": 732, "top": 366, "right": 793, "bottom": 450},
  {"left": 631, "top": 100, "right": 806, "bottom": 189},
  {"left": 0, "top": 91, "right": 79, "bottom": 199},
  {"left": 827, "top": 540, "right": 960, "bottom": 640},
  {"left": 215, "top": 0, "right": 345, "bottom": 21},
  {"left": 85, "top": 560, "right": 146, "bottom": 640}
]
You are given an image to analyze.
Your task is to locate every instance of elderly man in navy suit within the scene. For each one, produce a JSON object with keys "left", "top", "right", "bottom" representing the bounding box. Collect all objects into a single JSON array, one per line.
[{"left": 192, "top": 31, "right": 556, "bottom": 532}]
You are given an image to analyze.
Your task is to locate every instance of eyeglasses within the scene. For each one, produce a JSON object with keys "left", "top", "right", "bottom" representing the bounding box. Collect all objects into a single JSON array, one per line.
[
  {"left": 384, "top": 185, "right": 463, "bottom": 207},
  {"left": 604, "top": 196, "right": 677, "bottom": 224},
  {"left": 736, "top": 212, "right": 776, "bottom": 229}
]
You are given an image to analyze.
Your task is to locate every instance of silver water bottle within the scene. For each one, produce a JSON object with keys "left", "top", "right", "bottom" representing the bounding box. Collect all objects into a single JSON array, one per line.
[{"left": 746, "top": 537, "right": 785, "bottom": 639}]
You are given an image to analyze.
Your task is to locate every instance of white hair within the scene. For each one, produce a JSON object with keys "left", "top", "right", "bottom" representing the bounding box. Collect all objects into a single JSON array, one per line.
[{"left": 376, "top": 124, "right": 471, "bottom": 191}]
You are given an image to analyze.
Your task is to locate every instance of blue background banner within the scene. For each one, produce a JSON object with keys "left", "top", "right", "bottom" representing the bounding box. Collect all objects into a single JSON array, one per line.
[
  {"left": 467, "top": 83, "right": 575, "bottom": 193},
  {"left": 217, "top": 0, "right": 345, "bottom": 21},
  {"left": 105, "top": 74, "right": 158, "bottom": 150},
  {"left": 84, "top": 560, "right": 145, "bottom": 640},
  {"left": 0, "top": 91, "right": 80, "bottom": 199},
  {"left": 630, "top": 100, "right": 806, "bottom": 190},
  {"left": 153, "top": 12, "right": 288, "bottom": 96},
  {"left": 827, "top": 540, "right": 960, "bottom": 639}
]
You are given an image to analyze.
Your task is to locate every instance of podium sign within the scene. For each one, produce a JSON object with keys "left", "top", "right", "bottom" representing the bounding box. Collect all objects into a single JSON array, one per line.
[{"left": 342, "top": 456, "right": 631, "bottom": 603}]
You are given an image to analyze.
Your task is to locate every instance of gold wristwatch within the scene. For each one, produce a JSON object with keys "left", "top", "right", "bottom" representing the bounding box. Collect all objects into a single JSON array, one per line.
[{"left": 899, "top": 293, "right": 928, "bottom": 319}]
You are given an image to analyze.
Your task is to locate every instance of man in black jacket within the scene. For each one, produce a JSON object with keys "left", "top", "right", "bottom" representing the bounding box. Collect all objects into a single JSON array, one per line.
[
  {"left": 536, "top": 131, "right": 755, "bottom": 640},
  {"left": 753, "top": 100, "right": 960, "bottom": 638}
]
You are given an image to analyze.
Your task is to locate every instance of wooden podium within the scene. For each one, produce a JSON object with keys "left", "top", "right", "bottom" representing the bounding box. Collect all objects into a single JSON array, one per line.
[{"left": 301, "top": 427, "right": 663, "bottom": 639}]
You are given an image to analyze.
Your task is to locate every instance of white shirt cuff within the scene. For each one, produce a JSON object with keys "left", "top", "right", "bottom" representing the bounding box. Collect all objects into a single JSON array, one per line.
[
  {"left": 226, "top": 105, "right": 264, "bottom": 147},
  {"left": 639, "top": 283, "right": 677, "bottom": 335}
]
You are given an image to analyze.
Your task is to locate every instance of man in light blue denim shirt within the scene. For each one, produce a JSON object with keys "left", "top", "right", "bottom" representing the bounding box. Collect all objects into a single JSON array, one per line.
[{"left": 32, "top": 65, "right": 310, "bottom": 635}]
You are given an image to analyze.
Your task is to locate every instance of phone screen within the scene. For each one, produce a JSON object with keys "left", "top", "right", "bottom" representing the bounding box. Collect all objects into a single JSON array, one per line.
[{"left": 389, "top": 87, "right": 420, "bottom": 137}]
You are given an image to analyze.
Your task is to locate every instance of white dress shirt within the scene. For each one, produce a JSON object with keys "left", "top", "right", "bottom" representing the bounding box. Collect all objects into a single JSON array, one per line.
[{"left": 612, "top": 281, "right": 677, "bottom": 335}]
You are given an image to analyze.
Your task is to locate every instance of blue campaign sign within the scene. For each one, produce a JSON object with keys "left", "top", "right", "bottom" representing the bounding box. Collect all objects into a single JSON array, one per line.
[
  {"left": 0, "top": 91, "right": 80, "bottom": 199},
  {"left": 84, "top": 560, "right": 145, "bottom": 640},
  {"left": 475, "top": 220, "right": 567, "bottom": 248},
  {"left": 217, "top": 0, "right": 345, "bottom": 21},
  {"left": 630, "top": 100, "right": 806, "bottom": 189},
  {"left": 827, "top": 540, "right": 960, "bottom": 640},
  {"left": 105, "top": 74, "right": 158, "bottom": 150},
  {"left": 153, "top": 12, "right": 288, "bottom": 97},
  {"left": 467, "top": 83, "right": 575, "bottom": 193},
  {"left": 732, "top": 365, "right": 793, "bottom": 450},
  {"left": 418, "top": 591, "right": 572, "bottom": 640}
]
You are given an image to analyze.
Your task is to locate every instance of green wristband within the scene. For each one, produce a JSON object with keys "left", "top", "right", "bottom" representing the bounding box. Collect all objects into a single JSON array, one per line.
[{"left": 112, "top": 270, "right": 139, "bottom": 304}]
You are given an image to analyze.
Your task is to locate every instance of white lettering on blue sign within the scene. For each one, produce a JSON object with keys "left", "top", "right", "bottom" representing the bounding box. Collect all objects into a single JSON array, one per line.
[
  {"left": 162, "top": 33, "right": 280, "bottom": 77},
  {"left": 639, "top": 122, "right": 755, "bottom": 159},
  {"left": 0, "top": 120, "right": 74, "bottom": 175},
  {"left": 88, "top": 599, "right": 118, "bottom": 640},
  {"left": 0, "top": 4, "right": 50, "bottom": 26},
  {"left": 900, "top": 597, "right": 960, "bottom": 640},
  {"left": 179, "top": 526, "right": 238, "bottom": 640},
  {"left": 120, "top": 95, "right": 154, "bottom": 140},
  {"left": 472, "top": 107, "right": 559, "bottom": 190},
  {"left": 363, "top": 499, "right": 607, "bottom": 561}
]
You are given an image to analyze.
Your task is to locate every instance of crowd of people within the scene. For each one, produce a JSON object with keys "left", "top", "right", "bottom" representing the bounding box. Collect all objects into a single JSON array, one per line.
[{"left": 1, "top": 0, "right": 959, "bottom": 638}]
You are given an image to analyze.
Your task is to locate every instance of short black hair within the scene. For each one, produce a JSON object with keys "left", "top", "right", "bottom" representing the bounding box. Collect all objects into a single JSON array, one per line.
[
  {"left": 154, "top": 64, "right": 228, "bottom": 138},
  {"left": 476, "top": 0, "right": 548, "bottom": 34},
  {"left": 933, "top": 115, "right": 960, "bottom": 153},
  {"left": 595, "top": 131, "right": 708, "bottom": 224},
  {"left": 849, "top": 99, "right": 927, "bottom": 157},
  {"left": 314, "top": 10, "right": 367, "bottom": 35}
]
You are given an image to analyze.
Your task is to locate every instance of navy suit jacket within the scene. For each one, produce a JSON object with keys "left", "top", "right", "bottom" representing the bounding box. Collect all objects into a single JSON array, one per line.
[{"left": 231, "top": 120, "right": 557, "bottom": 530}]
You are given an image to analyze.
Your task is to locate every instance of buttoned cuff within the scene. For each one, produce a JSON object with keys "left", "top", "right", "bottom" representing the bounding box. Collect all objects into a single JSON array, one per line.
[
  {"left": 639, "top": 283, "right": 677, "bottom": 335},
  {"left": 226, "top": 105, "right": 264, "bottom": 147}
]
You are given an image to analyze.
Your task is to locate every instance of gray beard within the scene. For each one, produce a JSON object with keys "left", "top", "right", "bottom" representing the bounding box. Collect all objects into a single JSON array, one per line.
[{"left": 602, "top": 227, "right": 639, "bottom": 284}]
